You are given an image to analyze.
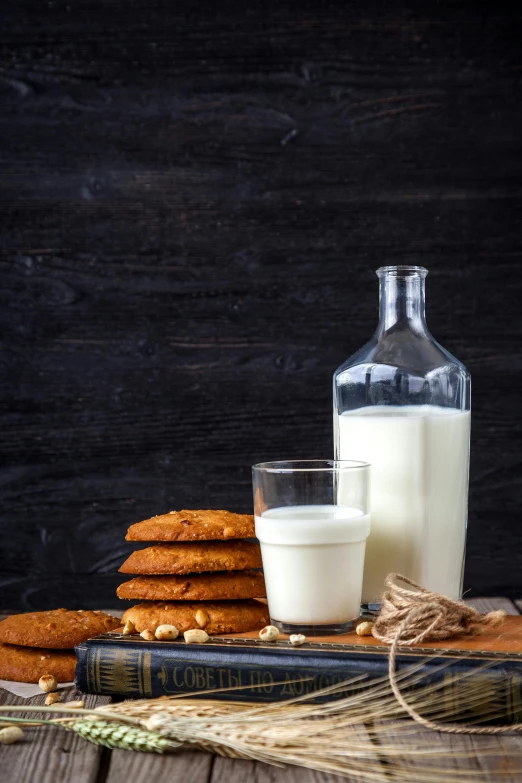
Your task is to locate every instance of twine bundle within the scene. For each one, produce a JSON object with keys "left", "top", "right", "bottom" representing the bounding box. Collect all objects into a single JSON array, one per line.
[
  {"left": 373, "top": 573, "right": 507, "bottom": 645},
  {"left": 372, "top": 573, "right": 519, "bottom": 735}
]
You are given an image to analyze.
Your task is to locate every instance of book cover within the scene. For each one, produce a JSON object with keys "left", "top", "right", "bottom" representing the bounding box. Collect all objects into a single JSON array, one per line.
[{"left": 75, "top": 615, "right": 522, "bottom": 721}]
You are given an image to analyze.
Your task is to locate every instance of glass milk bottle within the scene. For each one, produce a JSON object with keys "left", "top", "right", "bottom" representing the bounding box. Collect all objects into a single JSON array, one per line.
[{"left": 333, "top": 266, "right": 470, "bottom": 608}]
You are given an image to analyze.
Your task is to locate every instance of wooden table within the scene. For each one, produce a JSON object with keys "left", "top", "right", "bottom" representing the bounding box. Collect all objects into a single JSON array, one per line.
[{"left": 1, "top": 598, "right": 522, "bottom": 783}]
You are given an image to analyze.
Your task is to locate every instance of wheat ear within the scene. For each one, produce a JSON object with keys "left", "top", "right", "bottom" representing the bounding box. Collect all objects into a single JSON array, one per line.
[{"left": 68, "top": 719, "right": 179, "bottom": 753}]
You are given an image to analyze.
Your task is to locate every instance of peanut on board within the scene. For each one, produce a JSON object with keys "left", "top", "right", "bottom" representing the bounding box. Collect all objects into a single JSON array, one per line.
[
  {"left": 259, "top": 625, "right": 279, "bottom": 642},
  {"left": 184, "top": 629, "right": 210, "bottom": 644},
  {"left": 289, "top": 634, "right": 306, "bottom": 646},
  {"left": 355, "top": 621, "right": 374, "bottom": 637},
  {"left": 155, "top": 624, "right": 179, "bottom": 640}
]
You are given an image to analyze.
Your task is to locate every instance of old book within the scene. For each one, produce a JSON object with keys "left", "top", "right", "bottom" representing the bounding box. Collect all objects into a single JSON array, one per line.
[{"left": 75, "top": 615, "right": 522, "bottom": 722}]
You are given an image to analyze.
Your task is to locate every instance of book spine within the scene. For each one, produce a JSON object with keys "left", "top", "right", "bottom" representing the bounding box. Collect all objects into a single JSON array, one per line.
[
  {"left": 75, "top": 642, "right": 360, "bottom": 701},
  {"left": 74, "top": 640, "right": 522, "bottom": 723}
]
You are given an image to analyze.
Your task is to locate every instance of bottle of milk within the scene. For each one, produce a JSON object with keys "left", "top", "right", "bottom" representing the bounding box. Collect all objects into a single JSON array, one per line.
[{"left": 333, "top": 266, "right": 470, "bottom": 608}]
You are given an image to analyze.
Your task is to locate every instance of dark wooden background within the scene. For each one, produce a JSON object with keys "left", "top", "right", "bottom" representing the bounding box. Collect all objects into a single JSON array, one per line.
[{"left": 1, "top": 1, "right": 521, "bottom": 609}]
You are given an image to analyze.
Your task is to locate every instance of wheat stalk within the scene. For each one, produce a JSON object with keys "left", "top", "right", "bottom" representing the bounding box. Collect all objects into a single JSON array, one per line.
[
  {"left": 1, "top": 666, "right": 521, "bottom": 781},
  {"left": 82, "top": 672, "right": 522, "bottom": 780}
]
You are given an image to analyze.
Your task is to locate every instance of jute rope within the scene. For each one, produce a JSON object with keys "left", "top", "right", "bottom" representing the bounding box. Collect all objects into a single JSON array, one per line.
[{"left": 372, "top": 573, "right": 522, "bottom": 734}]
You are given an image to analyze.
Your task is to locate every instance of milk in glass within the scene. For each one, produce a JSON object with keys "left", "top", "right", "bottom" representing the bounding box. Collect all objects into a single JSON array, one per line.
[{"left": 255, "top": 505, "right": 370, "bottom": 625}]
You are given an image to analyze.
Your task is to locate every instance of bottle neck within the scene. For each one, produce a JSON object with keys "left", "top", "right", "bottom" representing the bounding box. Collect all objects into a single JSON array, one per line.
[{"left": 376, "top": 273, "right": 428, "bottom": 334}]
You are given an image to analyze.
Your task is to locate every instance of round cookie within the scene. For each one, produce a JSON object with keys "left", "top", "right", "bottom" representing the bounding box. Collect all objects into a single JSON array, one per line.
[
  {"left": 117, "top": 570, "right": 266, "bottom": 601},
  {"left": 122, "top": 600, "right": 269, "bottom": 635},
  {"left": 126, "top": 509, "right": 255, "bottom": 542},
  {"left": 119, "top": 540, "right": 262, "bottom": 575},
  {"left": 0, "top": 643, "right": 77, "bottom": 683},
  {"left": 0, "top": 609, "right": 121, "bottom": 649}
]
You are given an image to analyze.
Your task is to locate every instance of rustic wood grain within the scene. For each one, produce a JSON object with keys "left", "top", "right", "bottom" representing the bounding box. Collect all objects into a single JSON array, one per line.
[
  {"left": 105, "top": 749, "right": 213, "bottom": 783},
  {"left": 210, "top": 756, "right": 377, "bottom": 783},
  {"left": 0, "top": 686, "right": 110, "bottom": 783},
  {"left": 373, "top": 723, "right": 522, "bottom": 782},
  {"left": 1, "top": 0, "right": 522, "bottom": 607}
]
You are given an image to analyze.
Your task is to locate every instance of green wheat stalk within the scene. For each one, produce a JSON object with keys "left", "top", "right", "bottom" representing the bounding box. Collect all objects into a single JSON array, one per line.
[{"left": 67, "top": 719, "right": 179, "bottom": 753}]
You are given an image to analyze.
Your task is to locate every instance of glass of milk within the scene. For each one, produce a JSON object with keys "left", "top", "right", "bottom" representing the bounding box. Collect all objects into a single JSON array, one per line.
[{"left": 252, "top": 460, "right": 370, "bottom": 635}]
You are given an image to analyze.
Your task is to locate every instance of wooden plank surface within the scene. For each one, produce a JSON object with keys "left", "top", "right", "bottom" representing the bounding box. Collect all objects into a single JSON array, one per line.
[
  {"left": 105, "top": 749, "right": 213, "bottom": 783},
  {"left": 210, "top": 726, "right": 388, "bottom": 783},
  {"left": 0, "top": 686, "right": 110, "bottom": 783},
  {"left": 373, "top": 724, "right": 522, "bottom": 782},
  {"left": 210, "top": 756, "right": 379, "bottom": 783}
]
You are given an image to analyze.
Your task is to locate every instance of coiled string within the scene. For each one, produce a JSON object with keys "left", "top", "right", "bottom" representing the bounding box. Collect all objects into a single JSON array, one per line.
[{"left": 372, "top": 574, "right": 521, "bottom": 734}]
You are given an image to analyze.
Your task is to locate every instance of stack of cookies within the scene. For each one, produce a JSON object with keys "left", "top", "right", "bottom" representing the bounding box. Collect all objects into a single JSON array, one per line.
[
  {"left": 117, "top": 509, "right": 269, "bottom": 635},
  {"left": 0, "top": 609, "right": 120, "bottom": 683}
]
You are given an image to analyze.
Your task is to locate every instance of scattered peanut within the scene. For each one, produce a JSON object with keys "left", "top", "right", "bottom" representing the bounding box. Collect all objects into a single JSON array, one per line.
[
  {"left": 45, "top": 691, "right": 62, "bottom": 706},
  {"left": 122, "top": 620, "right": 135, "bottom": 635},
  {"left": 155, "top": 624, "right": 179, "bottom": 641},
  {"left": 259, "top": 625, "right": 279, "bottom": 642},
  {"left": 0, "top": 726, "right": 24, "bottom": 744},
  {"left": 195, "top": 609, "right": 209, "bottom": 628},
  {"left": 65, "top": 700, "right": 85, "bottom": 708},
  {"left": 289, "top": 634, "right": 306, "bottom": 646},
  {"left": 184, "top": 629, "right": 210, "bottom": 644},
  {"left": 140, "top": 629, "right": 156, "bottom": 641},
  {"left": 355, "top": 621, "right": 374, "bottom": 637},
  {"left": 38, "top": 674, "right": 57, "bottom": 693}
]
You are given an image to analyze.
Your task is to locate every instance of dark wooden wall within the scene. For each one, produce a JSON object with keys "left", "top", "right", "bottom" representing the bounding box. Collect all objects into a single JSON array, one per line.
[{"left": 1, "top": 1, "right": 521, "bottom": 609}]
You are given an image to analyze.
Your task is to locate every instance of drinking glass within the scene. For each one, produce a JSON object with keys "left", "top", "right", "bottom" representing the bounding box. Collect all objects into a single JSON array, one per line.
[{"left": 252, "top": 460, "right": 370, "bottom": 635}]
